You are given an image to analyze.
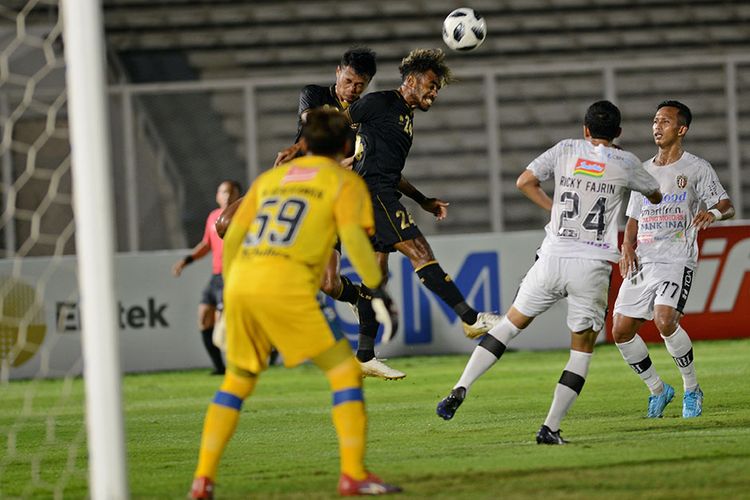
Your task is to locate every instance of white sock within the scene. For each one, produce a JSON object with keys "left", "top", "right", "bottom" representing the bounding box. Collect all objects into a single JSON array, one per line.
[
  {"left": 662, "top": 325, "right": 698, "bottom": 391},
  {"left": 455, "top": 316, "right": 522, "bottom": 392},
  {"left": 543, "top": 350, "right": 592, "bottom": 432},
  {"left": 490, "top": 315, "right": 523, "bottom": 346},
  {"left": 616, "top": 334, "right": 664, "bottom": 395}
]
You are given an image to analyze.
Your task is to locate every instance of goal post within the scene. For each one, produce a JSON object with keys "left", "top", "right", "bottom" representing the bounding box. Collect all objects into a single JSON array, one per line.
[{"left": 60, "top": 0, "right": 127, "bottom": 498}]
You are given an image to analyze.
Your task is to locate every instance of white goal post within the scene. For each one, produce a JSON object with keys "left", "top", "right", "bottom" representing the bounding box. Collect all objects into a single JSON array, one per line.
[{"left": 60, "top": 1, "right": 127, "bottom": 498}]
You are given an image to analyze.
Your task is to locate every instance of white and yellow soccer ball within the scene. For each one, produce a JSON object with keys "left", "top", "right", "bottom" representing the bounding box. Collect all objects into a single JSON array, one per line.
[{"left": 442, "top": 7, "right": 487, "bottom": 52}]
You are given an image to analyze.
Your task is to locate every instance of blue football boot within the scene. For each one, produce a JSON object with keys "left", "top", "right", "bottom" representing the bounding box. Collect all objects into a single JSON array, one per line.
[
  {"left": 682, "top": 386, "right": 703, "bottom": 418},
  {"left": 647, "top": 383, "right": 675, "bottom": 418}
]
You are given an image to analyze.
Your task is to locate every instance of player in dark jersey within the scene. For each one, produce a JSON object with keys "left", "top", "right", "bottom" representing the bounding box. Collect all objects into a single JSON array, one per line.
[
  {"left": 344, "top": 49, "right": 502, "bottom": 378},
  {"left": 275, "top": 47, "right": 376, "bottom": 317},
  {"left": 215, "top": 48, "right": 391, "bottom": 374},
  {"left": 274, "top": 46, "right": 377, "bottom": 170}
]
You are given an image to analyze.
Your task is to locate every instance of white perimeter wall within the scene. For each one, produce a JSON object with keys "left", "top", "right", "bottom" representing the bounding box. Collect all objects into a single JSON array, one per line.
[{"left": 5, "top": 226, "right": 748, "bottom": 380}]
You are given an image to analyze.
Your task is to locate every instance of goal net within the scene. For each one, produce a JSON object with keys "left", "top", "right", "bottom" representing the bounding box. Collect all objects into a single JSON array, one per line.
[{"left": 1, "top": 1, "right": 126, "bottom": 498}]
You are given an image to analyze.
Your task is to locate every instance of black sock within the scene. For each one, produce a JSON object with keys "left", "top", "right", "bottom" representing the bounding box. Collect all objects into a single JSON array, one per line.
[
  {"left": 356, "top": 286, "right": 377, "bottom": 362},
  {"left": 416, "top": 263, "right": 478, "bottom": 324},
  {"left": 336, "top": 275, "right": 360, "bottom": 305},
  {"left": 201, "top": 328, "right": 225, "bottom": 373},
  {"left": 454, "top": 302, "right": 478, "bottom": 325}
]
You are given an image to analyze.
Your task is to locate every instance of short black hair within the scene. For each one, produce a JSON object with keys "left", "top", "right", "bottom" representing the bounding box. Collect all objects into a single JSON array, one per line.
[
  {"left": 584, "top": 100, "right": 622, "bottom": 141},
  {"left": 341, "top": 47, "right": 377, "bottom": 80},
  {"left": 301, "top": 108, "right": 350, "bottom": 156},
  {"left": 399, "top": 48, "right": 454, "bottom": 88},
  {"left": 657, "top": 100, "right": 692, "bottom": 128}
]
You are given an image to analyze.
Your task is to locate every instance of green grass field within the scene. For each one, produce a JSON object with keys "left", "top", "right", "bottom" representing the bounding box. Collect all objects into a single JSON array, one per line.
[{"left": 2, "top": 339, "right": 750, "bottom": 499}]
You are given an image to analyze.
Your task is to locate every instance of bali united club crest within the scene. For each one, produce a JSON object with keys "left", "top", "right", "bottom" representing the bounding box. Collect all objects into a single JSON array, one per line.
[{"left": 676, "top": 175, "right": 688, "bottom": 189}]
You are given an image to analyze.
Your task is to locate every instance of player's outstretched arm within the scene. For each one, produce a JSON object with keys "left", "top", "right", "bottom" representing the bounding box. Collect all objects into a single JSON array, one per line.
[
  {"left": 619, "top": 217, "right": 640, "bottom": 279},
  {"left": 273, "top": 142, "right": 305, "bottom": 166},
  {"left": 172, "top": 240, "right": 210, "bottom": 277},
  {"left": 215, "top": 197, "right": 244, "bottom": 239},
  {"left": 693, "top": 199, "right": 735, "bottom": 230},
  {"left": 419, "top": 198, "right": 449, "bottom": 220},
  {"left": 516, "top": 170, "right": 552, "bottom": 211},
  {"left": 397, "top": 175, "right": 449, "bottom": 220}
]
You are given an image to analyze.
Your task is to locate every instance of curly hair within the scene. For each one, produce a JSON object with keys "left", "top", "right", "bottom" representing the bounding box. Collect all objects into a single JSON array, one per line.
[{"left": 399, "top": 48, "right": 454, "bottom": 88}]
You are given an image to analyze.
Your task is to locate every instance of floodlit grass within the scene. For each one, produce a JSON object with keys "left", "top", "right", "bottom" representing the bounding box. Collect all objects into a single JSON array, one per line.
[{"left": 2, "top": 339, "right": 749, "bottom": 498}]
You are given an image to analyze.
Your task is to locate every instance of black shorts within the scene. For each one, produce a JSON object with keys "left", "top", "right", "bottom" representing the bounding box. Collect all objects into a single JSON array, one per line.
[
  {"left": 201, "top": 274, "right": 224, "bottom": 310},
  {"left": 371, "top": 191, "right": 423, "bottom": 253}
]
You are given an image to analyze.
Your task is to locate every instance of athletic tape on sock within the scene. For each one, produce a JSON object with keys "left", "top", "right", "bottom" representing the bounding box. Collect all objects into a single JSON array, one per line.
[
  {"left": 558, "top": 370, "right": 586, "bottom": 395},
  {"left": 332, "top": 387, "right": 364, "bottom": 406},
  {"left": 478, "top": 334, "right": 506, "bottom": 358},
  {"left": 212, "top": 391, "right": 243, "bottom": 410}
]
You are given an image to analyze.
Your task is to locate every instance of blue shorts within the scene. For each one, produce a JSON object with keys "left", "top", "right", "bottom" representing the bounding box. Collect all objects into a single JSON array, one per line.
[{"left": 201, "top": 274, "right": 224, "bottom": 310}]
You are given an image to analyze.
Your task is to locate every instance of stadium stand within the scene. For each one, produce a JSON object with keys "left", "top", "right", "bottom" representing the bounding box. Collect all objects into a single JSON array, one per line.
[
  {"left": 97, "top": 0, "right": 750, "bottom": 237},
  {"left": 102, "top": 1, "right": 750, "bottom": 74},
  {"left": 8, "top": 0, "right": 749, "bottom": 245}
]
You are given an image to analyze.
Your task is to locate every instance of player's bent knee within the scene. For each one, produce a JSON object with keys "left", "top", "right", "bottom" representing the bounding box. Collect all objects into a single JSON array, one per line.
[
  {"left": 612, "top": 314, "right": 638, "bottom": 343},
  {"left": 654, "top": 319, "right": 679, "bottom": 337},
  {"left": 218, "top": 370, "right": 258, "bottom": 400},
  {"left": 313, "top": 340, "right": 362, "bottom": 391},
  {"left": 312, "top": 339, "right": 353, "bottom": 370},
  {"left": 320, "top": 277, "right": 341, "bottom": 297},
  {"left": 326, "top": 358, "right": 362, "bottom": 395},
  {"left": 199, "top": 306, "right": 216, "bottom": 330},
  {"left": 653, "top": 305, "right": 680, "bottom": 334},
  {"left": 570, "top": 329, "right": 598, "bottom": 353},
  {"left": 612, "top": 330, "right": 631, "bottom": 343},
  {"left": 507, "top": 306, "right": 533, "bottom": 330}
]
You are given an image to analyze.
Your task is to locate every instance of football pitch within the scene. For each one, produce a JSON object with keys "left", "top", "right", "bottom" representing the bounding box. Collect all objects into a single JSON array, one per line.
[{"left": 3, "top": 339, "right": 750, "bottom": 499}]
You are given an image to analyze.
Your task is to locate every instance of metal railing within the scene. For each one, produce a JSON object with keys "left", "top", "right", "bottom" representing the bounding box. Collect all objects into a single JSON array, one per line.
[{"left": 110, "top": 52, "right": 750, "bottom": 240}]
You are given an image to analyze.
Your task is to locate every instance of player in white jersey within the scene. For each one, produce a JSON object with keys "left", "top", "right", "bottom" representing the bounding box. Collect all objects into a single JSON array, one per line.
[
  {"left": 436, "top": 101, "right": 662, "bottom": 444},
  {"left": 612, "top": 100, "right": 734, "bottom": 419}
]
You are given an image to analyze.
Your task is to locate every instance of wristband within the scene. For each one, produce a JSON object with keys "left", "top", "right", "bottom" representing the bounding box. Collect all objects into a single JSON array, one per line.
[
  {"left": 708, "top": 208, "right": 722, "bottom": 221},
  {"left": 184, "top": 255, "right": 194, "bottom": 264},
  {"left": 412, "top": 192, "right": 428, "bottom": 204}
]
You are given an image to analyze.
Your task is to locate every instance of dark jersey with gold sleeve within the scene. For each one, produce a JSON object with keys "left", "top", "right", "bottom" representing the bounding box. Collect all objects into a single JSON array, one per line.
[
  {"left": 347, "top": 90, "right": 413, "bottom": 194},
  {"left": 293, "top": 84, "right": 352, "bottom": 143}
]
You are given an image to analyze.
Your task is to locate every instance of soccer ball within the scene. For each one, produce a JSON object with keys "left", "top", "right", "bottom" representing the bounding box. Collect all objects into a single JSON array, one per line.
[{"left": 442, "top": 8, "right": 487, "bottom": 52}]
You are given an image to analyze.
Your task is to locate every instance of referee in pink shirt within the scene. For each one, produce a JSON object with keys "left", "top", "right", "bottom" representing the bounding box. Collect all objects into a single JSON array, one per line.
[{"left": 173, "top": 180, "right": 242, "bottom": 374}]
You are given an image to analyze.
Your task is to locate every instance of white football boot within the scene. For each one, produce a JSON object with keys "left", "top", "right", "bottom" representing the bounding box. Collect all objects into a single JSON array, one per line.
[
  {"left": 462, "top": 312, "right": 503, "bottom": 339},
  {"left": 359, "top": 358, "right": 406, "bottom": 380}
]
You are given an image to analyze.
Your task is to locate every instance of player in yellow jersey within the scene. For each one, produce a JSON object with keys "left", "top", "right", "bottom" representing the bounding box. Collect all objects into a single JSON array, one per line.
[
  {"left": 189, "top": 109, "right": 401, "bottom": 499},
  {"left": 214, "top": 49, "right": 406, "bottom": 380}
]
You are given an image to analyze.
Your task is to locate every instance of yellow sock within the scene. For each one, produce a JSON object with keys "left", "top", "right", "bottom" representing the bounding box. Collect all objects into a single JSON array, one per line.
[
  {"left": 195, "top": 371, "right": 257, "bottom": 480},
  {"left": 315, "top": 341, "right": 367, "bottom": 480},
  {"left": 332, "top": 394, "right": 367, "bottom": 480}
]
